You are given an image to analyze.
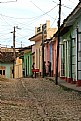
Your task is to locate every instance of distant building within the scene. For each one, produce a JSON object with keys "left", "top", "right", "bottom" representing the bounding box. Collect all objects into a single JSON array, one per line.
[
  {"left": 0, "top": 47, "right": 22, "bottom": 78},
  {"left": 29, "top": 20, "right": 57, "bottom": 76},
  {"left": 19, "top": 45, "right": 32, "bottom": 77},
  {"left": 0, "top": 52, "right": 14, "bottom": 78}
]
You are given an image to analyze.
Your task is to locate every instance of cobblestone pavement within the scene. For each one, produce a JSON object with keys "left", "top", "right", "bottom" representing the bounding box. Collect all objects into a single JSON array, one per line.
[{"left": 1, "top": 77, "right": 81, "bottom": 121}]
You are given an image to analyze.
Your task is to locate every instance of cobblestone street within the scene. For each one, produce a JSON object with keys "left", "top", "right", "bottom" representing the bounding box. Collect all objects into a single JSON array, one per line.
[{"left": 1, "top": 77, "right": 81, "bottom": 121}]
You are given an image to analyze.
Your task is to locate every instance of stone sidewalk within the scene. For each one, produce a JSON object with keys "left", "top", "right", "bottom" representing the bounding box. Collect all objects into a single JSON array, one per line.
[
  {"left": 46, "top": 77, "right": 81, "bottom": 93},
  {"left": 1, "top": 77, "right": 81, "bottom": 121}
]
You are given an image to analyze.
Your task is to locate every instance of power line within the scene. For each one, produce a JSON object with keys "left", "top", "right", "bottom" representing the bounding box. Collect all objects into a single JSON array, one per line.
[
  {"left": 0, "top": 32, "right": 11, "bottom": 38},
  {"left": 62, "top": 4, "right": 72, "bottom": 9},
  {"left": 68, "top": 0, "right": 78, "bottom": 5},
  {"left": 0, "top": 0, "right": 17, "bottom": 3},
  {"left": 0, "top": 14, "right": 12, "bottom": 26},
  {"left": 53, "top": 0, "right": 72, "bottom": 9},
  {"left": 50, "top": 16, "right": 58, "bottom": 27},
  {"left": 0, "top": 4, "right": 58, "bottom": 29},
  {"left": 31, "top": 1, "right": 57, "bottom": 19},
  {"left": 0, "top": 43, "right": 11, "bottom": 47},
  {"left": 0, "top": 13, "right": 41, "bottom": 20},
  {"left": 0, "top": 0, "right": 78, "bottom": 48}
]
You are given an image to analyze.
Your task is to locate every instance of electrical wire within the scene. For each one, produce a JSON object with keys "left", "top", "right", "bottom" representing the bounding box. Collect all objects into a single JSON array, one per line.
[
  {"left": 0, "top": 32, "right": 11, "bottom": 38},
  {"left": 62, "top": 4, "right": 72, "bottom": 9},
  {"left": 0, "top": 0, "right": 17, "bottom": 3},
  {"left": 0, "top": 14, "right": 12, "bottom": 26},
  {"left": 62, "top": 12, "right": 67, "bottom": 19},
  {"left": 0, "top": 3, "right": 58, "bottom": 29},
  {"left": 20, "top": 4, "right": 58, "bottom": 28},
  {"left": 50, "top": 16, "right": 58, "bottom": 27},
  {"left": 53, "top": 0, "right": 72, "bottom": 9},
  {"left": 68, "top": 0, "right": 77, "bottom": 5},
  {"left": 0, "top": 0, "right": 79, "bottom": 48},
  {"left": 0, "top": 13, "right": 42, "bottom": 20},
  {"left": 30, "top": 1, "right": 55, "bottom": 19}
]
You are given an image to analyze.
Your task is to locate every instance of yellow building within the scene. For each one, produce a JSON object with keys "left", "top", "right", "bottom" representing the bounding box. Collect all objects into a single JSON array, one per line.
[
  {"left": 29, "top": 20, "right": 57, "bottom": 76},
  {"left": 15, "top": 57, "right": 22, "bottom": 78}
]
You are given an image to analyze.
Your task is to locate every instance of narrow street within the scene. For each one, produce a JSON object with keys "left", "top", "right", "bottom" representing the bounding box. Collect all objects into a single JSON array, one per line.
[{"left": 1, "top": 77, "right": 81, "bottom": 121}]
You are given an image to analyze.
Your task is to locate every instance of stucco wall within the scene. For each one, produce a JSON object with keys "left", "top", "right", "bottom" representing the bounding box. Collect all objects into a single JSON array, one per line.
[
  {"left": 0, "top": 63, "right": 13, "bottom": 78},
  {"left": 15, "top": 57, "right": 22, "bottom": 78},
  {"left": 24, "top": 51, "right": 32, "bottom": 77}
]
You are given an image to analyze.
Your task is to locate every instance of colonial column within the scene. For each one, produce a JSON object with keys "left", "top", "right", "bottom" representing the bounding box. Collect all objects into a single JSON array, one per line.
[
  {"left": 76, "top": 28, "right": 81, "bottom": 86},
  {"left": 64, "top": 40, "right": 67, "bottom": 81}
]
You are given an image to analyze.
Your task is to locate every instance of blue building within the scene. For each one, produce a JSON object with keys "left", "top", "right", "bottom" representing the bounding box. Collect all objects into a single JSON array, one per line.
[{"left": 0, "top": 52, "right": 14, "bottom": 78}]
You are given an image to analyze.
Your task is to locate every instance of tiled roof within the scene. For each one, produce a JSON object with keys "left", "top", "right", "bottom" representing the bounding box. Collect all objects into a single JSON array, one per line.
[{"left": 0, "top": 52, "right": 18, "bottom": 63}]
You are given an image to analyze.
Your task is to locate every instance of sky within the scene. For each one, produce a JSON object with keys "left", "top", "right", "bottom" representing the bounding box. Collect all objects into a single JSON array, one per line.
[{"left": 0, "top": 0, "right": 79, "bottom": 48}]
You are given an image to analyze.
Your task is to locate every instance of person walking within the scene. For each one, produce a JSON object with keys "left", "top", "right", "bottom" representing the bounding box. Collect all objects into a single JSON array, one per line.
[
  {"left": 44, "top": 61, "right": 46, "bottom": 77},
  {"left": 32, "top": 63, "right": 35, "bottom": 77},
  {"left": 48, "top": 61, "right": 51, "bottom": 77}
]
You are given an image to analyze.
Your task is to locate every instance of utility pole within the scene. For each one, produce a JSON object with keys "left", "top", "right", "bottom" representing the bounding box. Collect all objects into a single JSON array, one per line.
[
  {"left": 42, "top": 24, "right": 44, "bottom": 78},
  {"left": 0, "top": 44, "right": 1, "bottom": 56},
  {"left": 21, "top": 41, "right": 22, "bottom": 48},
  {"left": 11, "top": 26, "right": 21, "bottom": 78},
  {"left": 55, "top": 0, "right": 61, "bottom": 85},
  {"left": 13, "top": 26, "right": 16, "bottom": 61},
  {"left": 12, "top": 26, "right": 16, "bottom": 78},
  {"left": 42, "top": 24, "right": 46, "bottom": 78},
  {"left": 11, "top": 26, "right": 16, "bottom": 78}
]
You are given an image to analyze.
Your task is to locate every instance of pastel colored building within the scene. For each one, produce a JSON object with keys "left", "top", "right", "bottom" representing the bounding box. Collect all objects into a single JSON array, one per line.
[
  {"left": 0, "top": 52, "right": 14, "bottom": 78},
  {"left": 29, "top": 20, "right": 57, "bottom": 76},
  {"left": 44, "top": 39, "right": 50, "bottom": 74},
  {"left": 0, "top": 47, "right": 23, "bottom": 78},
  {"left": 31, "top": 44, "right": 35, "bottom": 66},
  {"left": 60, "top": 1, "right": 81, "bottom": 86},
  {"left": 44, "top": 35, "right": 60, "bottom": 77},
  {"left": 15, "top": 57, "right": 22, "bottom": 78},
  {"left": 19, "top": 46, "right": 32, "bottom": 77},
  {"left": 52, "top": 36, "right": 60, "bottom": 76}
]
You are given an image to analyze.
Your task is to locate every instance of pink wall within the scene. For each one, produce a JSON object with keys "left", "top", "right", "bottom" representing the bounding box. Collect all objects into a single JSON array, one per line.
[
  {"left": 32, "top": 44, "right": 35, "bottom": 53},
  {"left": 44, "top": 38, "right": 60, "bottom": 76},
  {"left": 45, "top": 43, "right": 50, "bottom": 73},
  {"left": 52, "top": 39, "right": 60, "bottom": 76}
]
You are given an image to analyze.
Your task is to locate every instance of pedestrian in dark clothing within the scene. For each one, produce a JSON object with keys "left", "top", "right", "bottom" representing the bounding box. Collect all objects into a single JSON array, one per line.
[
  {"left": 32, "top": 63, "right": 35, "bottom": 77},
  {"left": 32, "top": 63, "right": 35, "bottom": 69},
  {"left": 48, "top": 61, "right": 51, "bottom": 77},
  {"left": 44, "top": 61, "right": 46, "bottom": 77}
]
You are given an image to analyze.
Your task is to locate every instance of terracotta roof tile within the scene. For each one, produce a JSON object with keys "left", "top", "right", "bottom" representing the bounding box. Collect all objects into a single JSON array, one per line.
[{"left": 0, "top": 52, "right": 18, "bottom": 63}]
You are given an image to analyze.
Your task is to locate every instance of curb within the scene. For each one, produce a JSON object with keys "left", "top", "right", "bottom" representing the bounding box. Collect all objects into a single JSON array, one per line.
[{"left": 46, "top": 77, "right": 81, "bottom": 94}]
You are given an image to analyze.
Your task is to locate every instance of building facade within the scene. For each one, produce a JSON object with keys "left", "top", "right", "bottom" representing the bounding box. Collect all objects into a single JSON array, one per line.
[
  {"left": 29, "top": 20, "right": 57, "bottom": 76},
  {"left": 19, "top": 46, "right": 32, "bottom": 77},
  {"left": 0, "top": 47, "right": 23, "bottom": 78},
  {"left": 15, "top": 57, "right": 22, "bottom": 78},
  {"left": 0, "top": 52, "right": 14, "bottom": 78},
  {"left": 60, "top": 2, "right": 81, "bottom": 86}
]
